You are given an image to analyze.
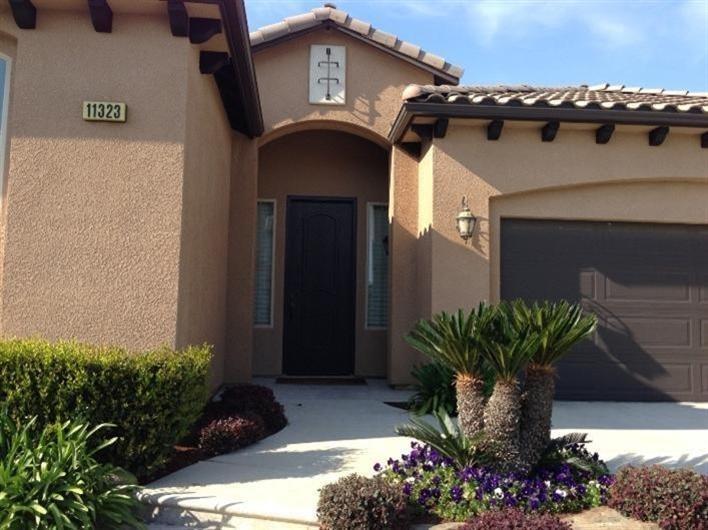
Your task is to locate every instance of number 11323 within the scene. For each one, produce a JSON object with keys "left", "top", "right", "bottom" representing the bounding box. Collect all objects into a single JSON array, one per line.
[{"left": 82, "top": 101, "right": 127, "bottom": 122}]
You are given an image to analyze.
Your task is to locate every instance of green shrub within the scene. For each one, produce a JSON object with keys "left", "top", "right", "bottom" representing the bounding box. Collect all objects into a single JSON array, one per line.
[
  {"left": 608, "top": 466, "right": 708, "bottom": 529},
  {"left": 0, "top": 339, "right": 211, "bottom": 479},
  {"left": 0, "top": 411, "right": 144, "bottom": 529},
  {"left": 395, "top": 409, "right": 492, "bottom": 468},
  {"left": 317, "top": 474, "right": 408, "bottom": 530},
  {"left": 408, "top": 362, "right": 458, "bottom": 415}
]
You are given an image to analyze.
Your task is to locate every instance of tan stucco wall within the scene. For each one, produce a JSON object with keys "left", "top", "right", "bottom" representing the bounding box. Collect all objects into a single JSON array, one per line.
[
  {"left": 225, "top": 134, "right": 258, "bottom": 383},
  {"left": 0, "top": 11, "right": 234, "bottom": 367},
  {"left": 390, "top": 123, "right": 708, "bottom": 383},
  {"left": 388, "top": 145, "right": 428, "bottom": 383},
  {"left": 254, "top": 28, "right": 433, "bottom": 144},
  {"left": 254, "top": 130, "right": 389, "bottom": 376},
  {"left": 176, "top": 48, "right": 233, "bottom": 387}
]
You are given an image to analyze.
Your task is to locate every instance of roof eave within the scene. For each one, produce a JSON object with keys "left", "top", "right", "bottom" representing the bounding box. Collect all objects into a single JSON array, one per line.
[
  {"left": 389, "top": 101, "right": 708, "bottom": 144},
  {"left": 251, "top": 21, "right": 460, "bottom": 85},
  {"left": 193, "top": 0, "right": 264, "bottom": 137}
]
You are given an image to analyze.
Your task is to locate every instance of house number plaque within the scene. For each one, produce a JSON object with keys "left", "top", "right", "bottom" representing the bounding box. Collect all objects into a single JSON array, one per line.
[{"left": 82, "top": 101, "right": 127, "bottom": 122}]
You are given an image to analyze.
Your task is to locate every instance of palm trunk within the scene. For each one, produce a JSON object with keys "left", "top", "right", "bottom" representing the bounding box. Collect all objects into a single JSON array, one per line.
[
  {"left": 520, "top": 364, "right": 556, "bottom": 469},
  {"left": 483, "top": 379, "right": 522, "bottom": 471},
  {"left": 455, "top": 374, "right": 486, "bottom": 439}
]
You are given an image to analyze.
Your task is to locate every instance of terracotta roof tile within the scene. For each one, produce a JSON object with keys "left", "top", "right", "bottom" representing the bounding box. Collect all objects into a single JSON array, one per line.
[
  {"left": 401, "top": 84, "right": 708, "bottom": 114},
  {"left": 249, "top": 5, "right": 463, "bottom": 81}
]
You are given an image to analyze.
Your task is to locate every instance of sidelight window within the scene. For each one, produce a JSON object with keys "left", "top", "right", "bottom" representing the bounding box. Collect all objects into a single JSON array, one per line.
[
  {"left": 0, "top": 55, "right": 9, "bottom": 192},
  {"left": 366, "top": 203, "right": 389, "bottom": 328},
  {"left": 254, "top": 200, "right": 275, "bottom": 327}
]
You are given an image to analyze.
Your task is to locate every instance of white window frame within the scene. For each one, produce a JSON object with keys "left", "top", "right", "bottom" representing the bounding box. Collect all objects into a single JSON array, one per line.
[
  {"left": 365, "top": 202, "right": 389, "bottom": 330},
  {"left": 0, "top": 53, "right": 11, "bottom": 201},
  {"left": 254, "top": 199, "right": 276, "bottom": 328}
]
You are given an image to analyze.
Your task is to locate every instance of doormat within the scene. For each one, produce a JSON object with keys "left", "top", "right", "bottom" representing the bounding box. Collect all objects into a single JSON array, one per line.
[{"left": 276, "top": 376, "right": 367, "bottom": 385}]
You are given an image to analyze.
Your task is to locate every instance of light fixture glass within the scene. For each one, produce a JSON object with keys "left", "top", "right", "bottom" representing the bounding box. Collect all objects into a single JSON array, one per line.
[{"left": 455, "top": 196, "right": 476, "bottom": 242}]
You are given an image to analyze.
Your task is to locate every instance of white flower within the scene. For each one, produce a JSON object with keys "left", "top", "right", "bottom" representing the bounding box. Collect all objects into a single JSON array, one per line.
[
  {"left": 494, "top": 487, "right": 504, "bottom": 499},
  {"left": 544, "top": 480, "right": 551, "bottom": 488},
  {"left": 555, "top": 488, "right": 568, "bottom": 498}
]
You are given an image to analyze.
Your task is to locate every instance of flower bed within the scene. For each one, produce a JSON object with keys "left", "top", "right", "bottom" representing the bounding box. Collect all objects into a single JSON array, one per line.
[
  {"left": 378, "top": 442, "right": 613, "bottom": 522},
  {"left": 145, "top": 383, "right": 287, "bottom": 482}
]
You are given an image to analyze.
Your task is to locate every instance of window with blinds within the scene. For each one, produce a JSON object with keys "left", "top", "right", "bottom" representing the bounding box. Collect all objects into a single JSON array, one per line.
[
  {"left": 367, "top": 203, "right": 389, "bottom": 328},
  {"left": 0, "top": 56, "right": 9, "bottom": 183},
  {"left": 254, "top": 201, "right": 275, "bottom": 326}
]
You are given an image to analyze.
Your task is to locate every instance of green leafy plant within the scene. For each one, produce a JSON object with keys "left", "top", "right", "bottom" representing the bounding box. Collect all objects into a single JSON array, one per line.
[
  {"left": 406, "top": 305, "right": 496, "bottom": 438},
  {"left": 0, "top": 339, "right": 212, "bottom": 479},
  {"left": 395, "top": 409, "right": 492, "bottom": 468},
  {"left": 537, "top": 433, "right": 609, "bottom": 476},
  {"left": 608, "top": 466, "right": 707, "bottom": 530},
  {"left": 506, "top": 300, "right": 597, "bottom": 469},
  {"left": 408, "top": 362, "right": 457, "bottom": 416},
  {"left": 0, "top": 411, "right": 144, "bottom": 529},
  {"left": 317, "top": 474, "right": 408, "bottom": 530}
]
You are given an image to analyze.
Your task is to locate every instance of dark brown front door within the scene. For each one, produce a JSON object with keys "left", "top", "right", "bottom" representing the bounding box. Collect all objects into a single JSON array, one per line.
[
  {"left": 501, "top": 219, "right": 708, "bottom": 402},
  {"left": 283, "top": 197, "right": 356, "bottom": 376}
]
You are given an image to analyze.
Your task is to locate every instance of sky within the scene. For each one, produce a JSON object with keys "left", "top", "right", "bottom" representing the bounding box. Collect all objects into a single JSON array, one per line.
[{"left": 244, "top": 0, "right": 708, "bottom": 91}]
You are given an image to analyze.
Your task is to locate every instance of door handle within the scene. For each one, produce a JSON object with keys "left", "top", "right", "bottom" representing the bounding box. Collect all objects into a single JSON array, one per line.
[{"left": 288, "top": 293, "right": 296, "bottom": 319}]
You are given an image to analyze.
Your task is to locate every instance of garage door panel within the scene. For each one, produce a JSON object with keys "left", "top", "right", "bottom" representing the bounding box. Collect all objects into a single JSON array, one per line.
[
  {"left": 700, "top": 281, "right": 708, "bottom": 303},
  {"left": 604, "top": 273, "right": 691, "bottom": 302},
  {"left": 602, "top": 317, "right": 692, "bottom": 348},
  {"left": 501, "top": 218, "right": 708, "bottom": 401},
  {"left": 556, "top": 361, "right": 694, "bottom": 399}
]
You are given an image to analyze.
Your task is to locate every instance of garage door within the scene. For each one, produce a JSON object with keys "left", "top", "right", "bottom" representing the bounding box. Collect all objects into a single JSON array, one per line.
[{"left": 501, "top": 219, "right": 708, "bottom": 401}]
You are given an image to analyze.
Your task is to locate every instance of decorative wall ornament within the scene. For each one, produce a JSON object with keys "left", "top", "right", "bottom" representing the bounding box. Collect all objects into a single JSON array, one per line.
[{"left": 309, "top": 45, "right": 345, "bottom": 105}]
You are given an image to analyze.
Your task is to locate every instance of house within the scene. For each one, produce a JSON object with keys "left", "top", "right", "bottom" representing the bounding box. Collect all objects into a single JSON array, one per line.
[{"left": 0, "top": 1, "right": 706, "bottom": 401}]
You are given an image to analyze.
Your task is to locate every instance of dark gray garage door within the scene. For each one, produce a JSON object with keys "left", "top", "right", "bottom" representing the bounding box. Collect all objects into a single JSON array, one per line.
[{"left": 501, "top": 219, "right": 708, "bottom": 402}]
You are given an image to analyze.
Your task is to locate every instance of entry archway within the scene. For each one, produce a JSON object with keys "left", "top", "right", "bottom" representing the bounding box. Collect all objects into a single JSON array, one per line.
[{"left": 252, "top": 129, "right": 390, "bottom": 378}]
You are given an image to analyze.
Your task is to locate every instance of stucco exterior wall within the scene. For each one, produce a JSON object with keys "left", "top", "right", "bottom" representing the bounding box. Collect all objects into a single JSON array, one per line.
[
  {"left": 225, "top": 133, "right": 258, "bottom": 383},
  {"left": 388, "top": 145, "right": 427, "bottom": 383},
  {"left": 253, "top": 28, "right": 433, "bottom": 143},
  {"left": 254, "top": 130, "right": 389, "bottom": 376},
  {"left": 176, "top": 48, "right": 233, "bottom": 387},
  {"left": 0, "top": 11, "right": 195, "bottom": 351},
  {"left": 427, "top": 122, "right": 708, "bottom": 313},
  {"left": 386, "top": 122, "right": 708, "bottom": 383}
]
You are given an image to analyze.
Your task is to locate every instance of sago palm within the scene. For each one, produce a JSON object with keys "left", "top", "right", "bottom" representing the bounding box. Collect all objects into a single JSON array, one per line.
[
  {"left": 480, "top": 303, "right": 539, "bottom": 471},
  {"left": 508, "top": 300, "right": 597, "bottom": 468},
  {"left": 406, "top": 304, "right": 495, "bottom": 438}
]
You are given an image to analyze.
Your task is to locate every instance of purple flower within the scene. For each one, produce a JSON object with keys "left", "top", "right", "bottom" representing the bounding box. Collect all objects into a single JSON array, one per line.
[
  {"left": 373, "top": 463, "right": 381, "bottom": 472},
  {"left": 450, "top": 485, "right": 463, "bottom": 502},
  {"left": 402, "top": 483, "right": 412, "bottom": 496}
]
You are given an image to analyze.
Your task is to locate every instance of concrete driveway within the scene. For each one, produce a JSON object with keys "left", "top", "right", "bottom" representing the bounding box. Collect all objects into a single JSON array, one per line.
[{"left": 141, "top": 379, "right": 708, "bottom": 527}]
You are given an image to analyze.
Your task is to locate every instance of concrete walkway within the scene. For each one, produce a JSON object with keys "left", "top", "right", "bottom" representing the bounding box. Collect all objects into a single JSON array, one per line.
[{"left": 141, "top": 379, "right": 708, "bottom": 527}]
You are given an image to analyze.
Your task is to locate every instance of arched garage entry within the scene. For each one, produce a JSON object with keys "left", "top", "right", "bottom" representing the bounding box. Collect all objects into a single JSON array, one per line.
[{"left": 252, "top": 128, "right": 390, "bottom": 378}]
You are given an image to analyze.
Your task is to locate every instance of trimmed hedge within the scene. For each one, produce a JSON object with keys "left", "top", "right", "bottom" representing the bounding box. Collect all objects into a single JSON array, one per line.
[
  {"left": 608, "top": 466, "right": 708, "bottom": 530},
  {"left": 461, "top": 508, "right": 572, "bottom": 530},
  {"left": 317, "top": 474, "right": 409, "bottom": 530},
  {"left": 199, "top": 412, "right": 266, "bottom": 457},
  {"left": 0, "top": 339, "right": 211, "bottom": 479}
]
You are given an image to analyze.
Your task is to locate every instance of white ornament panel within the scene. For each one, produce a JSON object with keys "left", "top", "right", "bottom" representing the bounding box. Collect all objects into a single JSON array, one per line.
[{"left": 309, "top": 45, "right": 346, "bottom": 105}]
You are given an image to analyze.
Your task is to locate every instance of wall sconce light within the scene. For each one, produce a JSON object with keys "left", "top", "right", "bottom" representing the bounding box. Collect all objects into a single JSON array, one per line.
[{"left": 455, "top": 196, "right": 476, "bottom": 243}]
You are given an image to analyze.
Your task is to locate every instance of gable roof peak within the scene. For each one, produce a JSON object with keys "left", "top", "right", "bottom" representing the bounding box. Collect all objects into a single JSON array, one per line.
[{"left": 249, "top": 5, "right": 463, "bottom": 83}]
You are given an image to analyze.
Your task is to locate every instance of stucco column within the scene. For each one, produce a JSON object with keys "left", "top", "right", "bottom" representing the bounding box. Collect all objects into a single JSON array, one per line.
[
  {"left": 388, "top": 145, "right": 426, "bottom": 385},
  {"left": 429, "top": 137, "right": 493, "bottom": 313},
  {"left": 225, "top": 134, "right": 259, "bottom": 382}
]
